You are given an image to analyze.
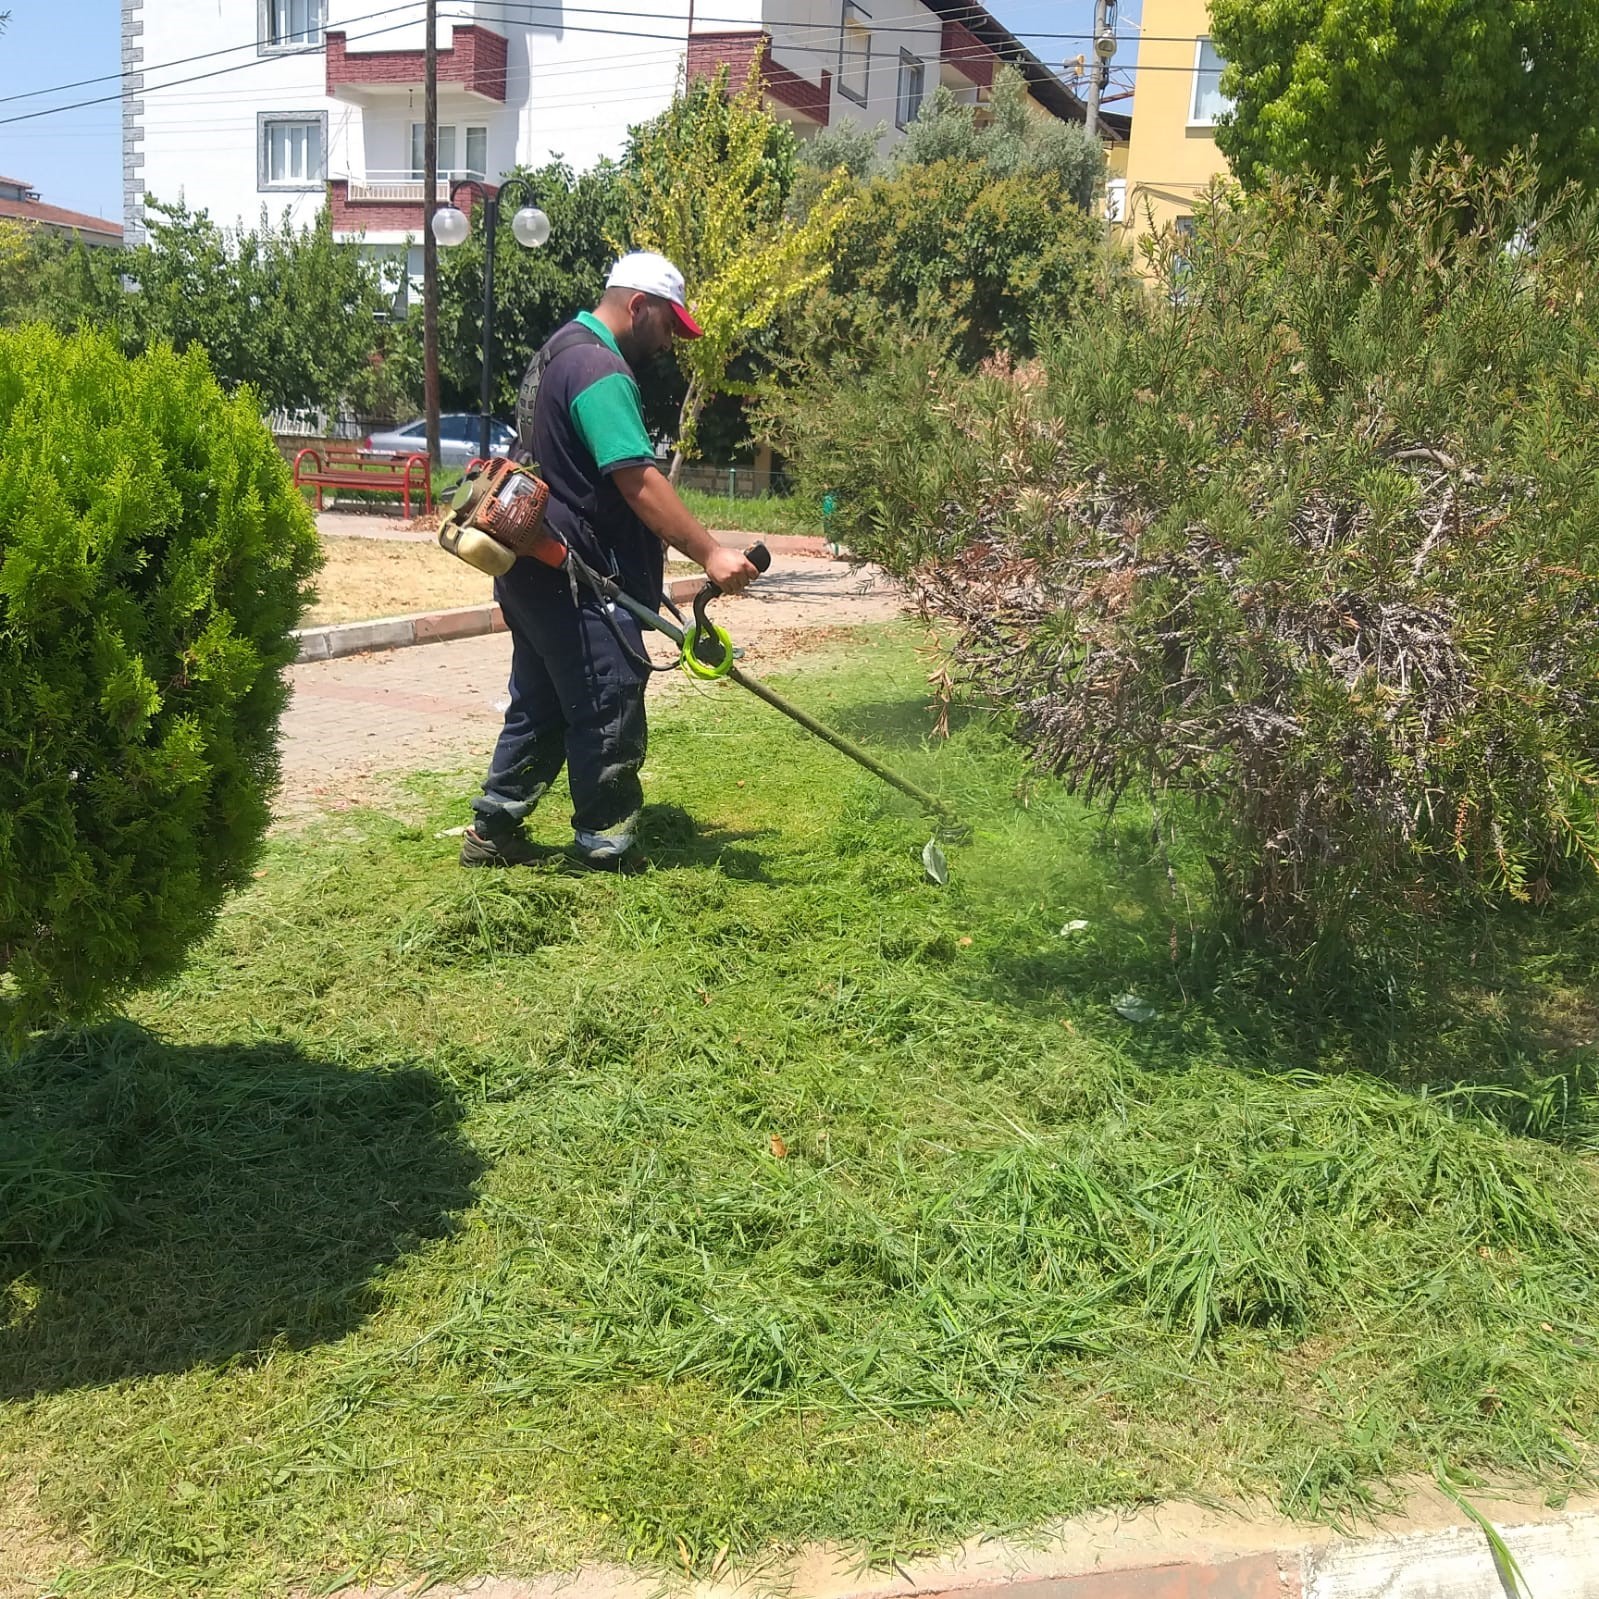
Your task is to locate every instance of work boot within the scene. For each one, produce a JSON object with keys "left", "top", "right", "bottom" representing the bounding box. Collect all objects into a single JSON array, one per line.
[
  {"left": 459, "top": 825, "right": 542, "bottom": 868},
  {"left": 572, "top": 819, "right": 646, "bottom": 874}
]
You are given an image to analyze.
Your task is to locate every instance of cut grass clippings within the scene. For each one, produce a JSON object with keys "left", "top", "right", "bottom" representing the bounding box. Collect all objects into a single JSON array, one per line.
[{"left": 2, "top": 628, "right": 1597, "bottom": 1596}]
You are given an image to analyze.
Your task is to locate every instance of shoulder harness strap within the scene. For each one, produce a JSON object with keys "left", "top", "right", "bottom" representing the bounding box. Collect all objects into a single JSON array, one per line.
[{"left": 514, "top": 320, "right": 608, "bottom": 462}]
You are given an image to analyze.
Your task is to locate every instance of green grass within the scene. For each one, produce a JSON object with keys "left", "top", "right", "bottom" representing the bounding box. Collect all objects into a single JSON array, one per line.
[
  {"left": 2, "top": 628, "right": 1597, "bottom": 1596},
  {"left": 678, "top": 488, "right": 821, "bottom": 539}
]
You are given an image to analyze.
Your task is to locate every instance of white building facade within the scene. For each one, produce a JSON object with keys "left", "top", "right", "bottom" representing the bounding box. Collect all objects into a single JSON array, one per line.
[{"left": 125, "top": 0, "right": 1089, "bottom": 261}]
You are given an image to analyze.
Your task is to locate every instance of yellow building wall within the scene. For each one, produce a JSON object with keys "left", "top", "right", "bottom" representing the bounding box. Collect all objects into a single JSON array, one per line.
[{"left": 1120, "top": 0, "right": 1229, "bottom": 239}]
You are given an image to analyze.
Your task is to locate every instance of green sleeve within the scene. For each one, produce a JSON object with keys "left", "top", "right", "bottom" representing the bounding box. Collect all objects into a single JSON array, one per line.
[{"left": 569, "top": 371, "right": 654, "bottom": 472}]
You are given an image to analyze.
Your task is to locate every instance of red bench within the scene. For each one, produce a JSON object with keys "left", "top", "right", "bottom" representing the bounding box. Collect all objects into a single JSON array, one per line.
[{"left": 292, "top": 445, "right": 433, "bottom": 519}]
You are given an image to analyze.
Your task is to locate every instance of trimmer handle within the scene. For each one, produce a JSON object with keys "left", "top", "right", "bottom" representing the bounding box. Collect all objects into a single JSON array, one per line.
[
  {"left": 690, "top": 542, "right": 769, "bottom": 670},
  {"left": 697, "top": 541, "right": 770, "bottom": 602}
]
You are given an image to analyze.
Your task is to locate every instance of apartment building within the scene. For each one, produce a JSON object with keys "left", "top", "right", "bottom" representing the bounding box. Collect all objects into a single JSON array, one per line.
[
  {"left": 1117, "top": 0, "right": 1231, "bottom": 238},
  {"left": 125, "top": 0, "right": 1103, "bottom": 274}
]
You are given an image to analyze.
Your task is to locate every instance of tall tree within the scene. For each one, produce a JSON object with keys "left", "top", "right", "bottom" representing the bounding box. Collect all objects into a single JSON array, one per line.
[
  {"left": 894, "top": 63, "right": 1104, "bottom": 210},
  {"left": 1209, "top": 0, "right": 1599, "bottom": 190},
  {"left": 118, "top": 200, "right": 389, "bottom": 414},
  {"left": 623, "top": 55, "right": 854, "bottom": 479},
  {"left": 804, "top": 159, "right": 1113, "bottom": 365}
]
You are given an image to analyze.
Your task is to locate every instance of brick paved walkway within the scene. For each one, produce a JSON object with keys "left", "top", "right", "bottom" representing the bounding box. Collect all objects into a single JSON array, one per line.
[{"left": 277, "top": 554, "right": 901, "bottom": 823}]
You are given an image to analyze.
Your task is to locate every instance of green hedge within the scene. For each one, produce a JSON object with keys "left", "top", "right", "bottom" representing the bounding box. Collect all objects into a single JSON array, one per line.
[{"left": 0, "top": 328, "right": 320, "bottom": 1036}]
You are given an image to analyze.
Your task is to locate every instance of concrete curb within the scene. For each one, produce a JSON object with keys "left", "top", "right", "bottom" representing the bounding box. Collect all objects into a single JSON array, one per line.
[
  {"left": 294, "top": 578, "right": 709, "bottom": 665},
  {"left": 345, "top": 1503, "right": 1599, "bottom": 1599},
  {"left": 826, "top": 1510, "right": 1599, "bottom": 1599}
]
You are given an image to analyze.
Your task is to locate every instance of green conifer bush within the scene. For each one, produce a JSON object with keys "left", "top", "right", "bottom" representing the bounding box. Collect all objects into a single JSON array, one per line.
[
  {"left": 772, "top": 151, "right": 1599, "bottom": 945},
  {"left": 0, "top": 328, "right": 319, "bottom": 1035}
]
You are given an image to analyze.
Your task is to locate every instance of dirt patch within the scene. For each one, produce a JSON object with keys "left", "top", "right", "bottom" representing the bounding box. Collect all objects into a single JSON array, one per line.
[
  {"left": 306, "top": 539, "right": 494, "bottom": 626},
  {"left": 307, "top": 538, "right": 712, "bottom": 627},
  {"left": 0, "top": 1475, "right": 82, "bottom": 1598}
]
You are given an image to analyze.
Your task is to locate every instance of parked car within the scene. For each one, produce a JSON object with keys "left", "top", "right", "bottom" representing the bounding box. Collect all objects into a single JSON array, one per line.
[{"left": 363, "top": 414, "right": 516, "bottom": 468}]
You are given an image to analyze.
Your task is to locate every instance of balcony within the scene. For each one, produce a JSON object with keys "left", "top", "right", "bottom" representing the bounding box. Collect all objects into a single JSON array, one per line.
[
  {"left": 687, "top": 31, "right": 831, "bottom": 128},
  {"left": 329, "top": 171, "right": 499, "bottom": 235},
  {"left": 940, "top": 18, "right": 997, "bottom": 91},
  {"left": 325, "top": 25, "right": 507, "bottom": 104}
]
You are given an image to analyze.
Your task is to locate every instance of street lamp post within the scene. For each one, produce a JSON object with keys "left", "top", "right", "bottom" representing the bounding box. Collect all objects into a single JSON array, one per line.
[{"left": 432, "top": 175, "right": 552, "bottom": 459}]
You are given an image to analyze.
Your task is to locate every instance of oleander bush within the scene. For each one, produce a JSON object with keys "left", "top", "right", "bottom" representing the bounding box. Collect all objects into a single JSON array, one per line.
[{"left": 770, "top": 150, "right": 1599, "bottom": 946}]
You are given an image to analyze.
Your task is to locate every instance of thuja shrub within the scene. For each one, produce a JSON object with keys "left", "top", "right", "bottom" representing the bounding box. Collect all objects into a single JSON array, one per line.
[
  {"left": 774, "top": 150, "right": 1599, "bottom": 945},
  {"left": 0, "top": 328, "right": 319, "bottom": 1035}
]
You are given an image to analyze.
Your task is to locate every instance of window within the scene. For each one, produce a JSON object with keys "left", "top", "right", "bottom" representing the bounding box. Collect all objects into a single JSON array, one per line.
[
  {"left": 839, "top": 6, "right": 870, "bottom": 105},
  {"left": 411, "top": 124, "right": 490, "bottom": 181},
  {"left": 261, "top": 0, "right": 323, "bottom": 51},
  {"left": 258, "top": 113, "right": 327, "bottom": 190},
  {"left": 1106, "top": 177, "right": 1127, "bottom": 223},
  {"left": 1189, "top": 38, "right": 1232, "bottom": 126},
  {"left": 896, "top": 51, "right": 925, "bottom": 128}
]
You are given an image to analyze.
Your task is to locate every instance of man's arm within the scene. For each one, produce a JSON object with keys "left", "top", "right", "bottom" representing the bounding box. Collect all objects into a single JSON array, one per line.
[{"left": 613, "top": 464, "right": 758, "bottom": 595}]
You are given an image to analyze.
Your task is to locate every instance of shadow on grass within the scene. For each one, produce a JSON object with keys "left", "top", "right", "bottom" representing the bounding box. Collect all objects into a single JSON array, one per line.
[
  {"left": 964, "top": 820, "right": 1599, "bottom": 1142},
  {"left": 828, "top": 695, "right": 981, "bottom": 751},
  {"left": 0, "top": 1022, "right": 481, "bottom": 1399},
  {"left": 636, "top": 802, "right": 776, "bottom": 883}
]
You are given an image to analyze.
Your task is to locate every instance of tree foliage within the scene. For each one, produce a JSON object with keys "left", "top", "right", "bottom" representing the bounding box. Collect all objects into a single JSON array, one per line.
[
  {"left": 0, "top": 326, "right": 320, "bottom": 1037},
  {"left": 893, "top": 63, "right": 1104, "bottom": 210},
  {"left": 0, "top": 201, "right": 390, "bottom": 416},
  {"left": 814, "top": 158, "right": 1112, "bottom": 364},
  {"left": 1209, "top": 0, "right": 1599, "bottom": 190},
  {"left": 623, "top": 57, "right": 854, "bottom": 473},
  {"left": 122, "top": 201, "right": 391, "bottom": 414},
  {"left": 783, "top": 63, "right": 1111, "bottom": 369},
  {"left": 770, "top": 151, "right": 1599, "bottom": 947}
]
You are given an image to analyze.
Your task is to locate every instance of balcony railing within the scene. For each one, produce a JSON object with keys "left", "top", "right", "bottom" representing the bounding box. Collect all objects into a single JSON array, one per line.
[{"left": 340, "top": 170, "right": 487, "bottom": 203}]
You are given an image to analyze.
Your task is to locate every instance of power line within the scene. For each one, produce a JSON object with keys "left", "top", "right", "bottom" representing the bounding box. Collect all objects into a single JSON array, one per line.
[
  {"left": 1, "top": 0, "right": 1205, "bottom": 135},
  {"left": 0, "top": 0, "right": 418, "bottom": 105},
  {"left": 1, "top": 14, "right": 438, "bottom": 126},
  {"left": 1, "top": 0, "right": 963, "bottom": 114}
]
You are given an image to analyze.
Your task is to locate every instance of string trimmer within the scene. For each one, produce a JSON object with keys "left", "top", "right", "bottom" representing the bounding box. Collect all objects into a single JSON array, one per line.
[{"left": 439, "top": 460, "right": 964, "bottom": 854}]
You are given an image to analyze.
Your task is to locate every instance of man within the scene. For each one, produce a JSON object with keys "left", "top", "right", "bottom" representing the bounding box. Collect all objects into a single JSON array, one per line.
[{"left": 460, "top": 251, "right": 758, "bottom": 871}]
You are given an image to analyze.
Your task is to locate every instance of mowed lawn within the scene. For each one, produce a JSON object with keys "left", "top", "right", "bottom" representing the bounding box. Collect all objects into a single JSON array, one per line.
[{"left": 2, "top": 628, "right": 1596, "bottom": 1596}]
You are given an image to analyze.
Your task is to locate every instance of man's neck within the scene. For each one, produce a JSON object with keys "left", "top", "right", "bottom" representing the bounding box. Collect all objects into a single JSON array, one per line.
[{"left": 591, "top": 302, "right": 631, "bottom": 344}]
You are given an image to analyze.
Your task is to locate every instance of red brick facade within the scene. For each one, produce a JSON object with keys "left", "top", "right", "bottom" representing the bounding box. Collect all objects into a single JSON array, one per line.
[
  {"left": 329, "top": 177, "right": 500, "bottom": 235},
  {"left": 686, "top": 30, "right": 831, "bottom": 126},
  {"left": 940, "top": 18, "right": 996, "bottom": 88},
  {"left": 326, "top": 25, "right": 508, "bottom": 102}
]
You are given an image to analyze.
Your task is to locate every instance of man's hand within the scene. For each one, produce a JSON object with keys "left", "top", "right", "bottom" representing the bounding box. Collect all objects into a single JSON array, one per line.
[{"left": 703, "top": 545, "right": 759, "bottom": 595}]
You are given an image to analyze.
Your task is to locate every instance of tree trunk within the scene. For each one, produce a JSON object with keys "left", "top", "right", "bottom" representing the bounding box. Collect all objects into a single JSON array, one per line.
[{"left": 667, "top": 379, "right": 705, "bottom": 488}]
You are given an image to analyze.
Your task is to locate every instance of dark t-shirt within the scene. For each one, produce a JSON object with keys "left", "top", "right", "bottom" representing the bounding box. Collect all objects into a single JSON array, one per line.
[{"left": 516, "top": 310, "right": 663, "bottom": 607}]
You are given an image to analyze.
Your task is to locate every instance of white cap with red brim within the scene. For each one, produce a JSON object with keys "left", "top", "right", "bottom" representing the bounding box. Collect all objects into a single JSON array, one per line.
[{"left": 606, "top": 251, "right": 704, "bottom": 338}]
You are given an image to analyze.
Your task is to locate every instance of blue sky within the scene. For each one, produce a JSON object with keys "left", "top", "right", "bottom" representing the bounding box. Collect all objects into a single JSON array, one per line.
[{"left": 0, "top": 0, "right": 1140, "bottom": 224}]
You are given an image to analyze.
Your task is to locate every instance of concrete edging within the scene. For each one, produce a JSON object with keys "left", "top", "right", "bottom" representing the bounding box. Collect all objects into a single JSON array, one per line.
[
  {"left": 293, "top": 578, "right": 710, "bottom": 665},
  {"left": 374, "top": 1504, "right": 1599, "bottom": 1599},
  {"left": 842, "top": 1510, "right": 1599, "bottom": 1599}
]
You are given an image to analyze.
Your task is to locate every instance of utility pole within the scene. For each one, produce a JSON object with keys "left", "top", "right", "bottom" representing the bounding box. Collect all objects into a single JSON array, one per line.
[
  {"left": 1087, "top": 0, "right": 1116, "bottom": 142},
  {"left": 422, "top": 0, "right": 441, "bottom": 469}
]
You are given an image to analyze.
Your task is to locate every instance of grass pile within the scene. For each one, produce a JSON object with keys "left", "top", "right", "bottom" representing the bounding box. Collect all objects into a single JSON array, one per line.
[{"left": 1, "top": 630, "right": 1596, "bottom": 1596}]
